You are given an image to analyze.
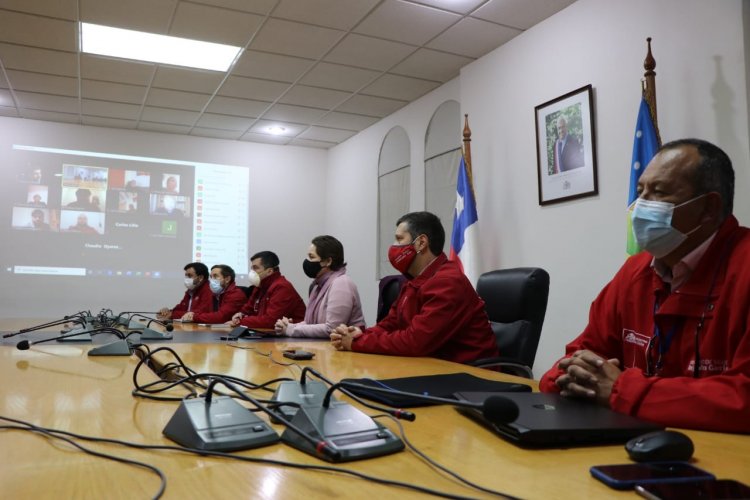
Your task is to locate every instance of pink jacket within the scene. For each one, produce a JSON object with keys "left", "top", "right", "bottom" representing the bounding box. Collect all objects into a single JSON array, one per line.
[{"left": 286, "top": 267, "right": 365, "bottom": 338}]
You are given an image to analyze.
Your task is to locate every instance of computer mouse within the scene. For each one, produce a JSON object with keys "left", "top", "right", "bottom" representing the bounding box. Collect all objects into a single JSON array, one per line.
[{"left": 625, "top": 430, "right": 694, "bottom": 462}]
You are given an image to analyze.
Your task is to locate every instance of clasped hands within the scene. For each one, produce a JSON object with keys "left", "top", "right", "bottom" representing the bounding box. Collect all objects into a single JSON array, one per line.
[
  {"left": 329, "top": 324, "right": 362, "bottom": 351},
  {"left": 555, "top": 350, "right": 622, "bottom": 407}
]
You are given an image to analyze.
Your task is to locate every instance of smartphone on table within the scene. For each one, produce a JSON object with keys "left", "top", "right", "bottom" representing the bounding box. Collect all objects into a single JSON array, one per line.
[
  {"left": 635, "top": 479, "right": 750, "bottom": 499},
  {"left": 590, "top": 462, "right": 715, "bottom": 490}
]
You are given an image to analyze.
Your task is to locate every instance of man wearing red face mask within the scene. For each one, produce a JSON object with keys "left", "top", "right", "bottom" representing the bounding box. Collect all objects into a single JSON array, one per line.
[{"left": 330, "top": 211, "right": 499, "bottom": 364}]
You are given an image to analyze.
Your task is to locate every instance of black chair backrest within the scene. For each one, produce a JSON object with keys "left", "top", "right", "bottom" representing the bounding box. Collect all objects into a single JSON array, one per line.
[
  {"left": 376, "top": 275, "right": 406, "bottom": 323},
  {"left": 236, "top": 285, "right": 253, "bottom": 299},
  {"left": 476, "top": 267, "right": 550, "bottom": 370}
]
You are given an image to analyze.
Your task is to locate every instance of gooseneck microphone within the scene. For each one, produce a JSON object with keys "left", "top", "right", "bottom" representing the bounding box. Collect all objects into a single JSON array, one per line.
[
  {"left": 324, "top": 381, "right": 520, "bottom": 424},
  {"left": 146, "top": 318, "right": 174, "bottom": 332},
  {"left": 16, "top": 327, "right": 124, "bottom": 350},
  {"left": 3, "top": 316, "right": 87, "bottom": 338},
  {"left": 113, "top": 311, "right": 161, "bottom": 326},
  {"left": 297, "top": 367, "right": 415, "bottom": 422}
]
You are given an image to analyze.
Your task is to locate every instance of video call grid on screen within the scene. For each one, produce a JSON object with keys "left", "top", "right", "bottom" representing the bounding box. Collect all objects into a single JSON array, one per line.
[{"left": 4, "top": 145, "right": 250, "bottom": 279}]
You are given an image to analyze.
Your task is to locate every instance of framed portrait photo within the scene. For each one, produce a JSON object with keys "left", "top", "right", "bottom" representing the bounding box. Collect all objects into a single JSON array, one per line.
[{"left": 534, "top": 84, "right": 598, "bottom": 205}]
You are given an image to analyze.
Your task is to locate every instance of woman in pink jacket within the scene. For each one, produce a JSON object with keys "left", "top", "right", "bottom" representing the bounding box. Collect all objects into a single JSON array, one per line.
[{"left": 275, "top": 235, "right": 365, "bottom": 338}]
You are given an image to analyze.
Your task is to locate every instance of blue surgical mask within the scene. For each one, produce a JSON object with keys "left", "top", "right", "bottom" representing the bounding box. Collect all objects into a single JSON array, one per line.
[
  {"left": 630, "top": 195, "right": 704, "bottom": 258},
  {"left": 209, "top": 278, "right": 224, "bottom": 294}
]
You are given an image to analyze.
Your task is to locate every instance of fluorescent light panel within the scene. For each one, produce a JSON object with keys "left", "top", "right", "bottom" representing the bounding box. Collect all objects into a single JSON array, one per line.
[{"left": 80, "top": 22, "right": 241, "bottom": 72}]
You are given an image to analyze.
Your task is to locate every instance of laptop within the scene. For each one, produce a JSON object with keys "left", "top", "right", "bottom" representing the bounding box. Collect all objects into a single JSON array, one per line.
[{"left": 454, "top": 391, "right": 663, "bottom": 448}]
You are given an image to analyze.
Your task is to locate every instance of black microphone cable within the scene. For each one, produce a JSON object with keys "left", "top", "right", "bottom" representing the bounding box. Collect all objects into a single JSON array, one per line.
[
  {"left": 375, "top": 413, "right": 521, "bottom": 500},
  {"left": 0, "top": 415, "right": 166, "bottom": 500},
  {"left": 15, "top": 327, "right": 129, "bottom": 350},
  {"left": 299, "top": 367, "right": 416, "bottom": 421},
  {"left": 0, "top": 414, "right": 483, "bottom": 499}
]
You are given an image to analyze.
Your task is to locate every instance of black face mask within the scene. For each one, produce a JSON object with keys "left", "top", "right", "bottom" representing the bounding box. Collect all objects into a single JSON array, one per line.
[{"left": 302, "top": 259, "right": 323, "bottom": 279}]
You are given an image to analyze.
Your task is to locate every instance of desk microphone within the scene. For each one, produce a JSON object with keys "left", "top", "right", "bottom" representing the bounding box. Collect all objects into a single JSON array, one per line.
[
  {"left": 3, "top": 316, "right": 87, "bottom": 338},
  {"left": 113, "top": 311, "right": 160, "bottom": 326},
  {"left": 324, "top": 381, "right": 520, "bottom": 425},
  {"left": 136, "top": 317, "right": 174, "bottom": 341},
  {"left": 16, "top": 327, "right": 124, "bottom": 350}
]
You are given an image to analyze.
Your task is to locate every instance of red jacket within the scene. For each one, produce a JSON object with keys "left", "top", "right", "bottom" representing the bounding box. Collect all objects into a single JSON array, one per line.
[
  {"left": 171, "top": 280, "right": 213, "bottom": 319},
  {"left": 192, "top": 282, "right": 246, "bottom": 324},
  {"left": 239, "top": 272, "right": 305, "bottom": 329},
  {"left": 540, "top": 216, "right": 750, "bottom": 432},
  {"left": 352, "top": 253, "right": 499, "bottom": 364}
]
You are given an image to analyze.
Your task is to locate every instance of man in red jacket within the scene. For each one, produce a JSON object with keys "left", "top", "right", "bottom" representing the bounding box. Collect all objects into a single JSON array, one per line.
[
  {"left": 181, "top": 264, "right": 246, "bottom": 324},
  {"left": 229, "top": 251, "right": 305, "bottom": 330},
  {"left": 330, "top": 211, "right": 499, "bottom": 364},
  {"left": 540, "top": 139, "right": 750, "bottom": 432},
  {"left": 158, "top": 262, "right": 213, "bottom": 319}
]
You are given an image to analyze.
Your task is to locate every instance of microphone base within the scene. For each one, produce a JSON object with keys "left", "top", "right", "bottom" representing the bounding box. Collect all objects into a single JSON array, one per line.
[
  {"left": 57, "top": 327, "right": 92, "bottom": 342},
  {"left": 127, "top": 320, "right": 146, "bottom": 330},
  {"left": 140, "top": 327, "right": 173, "bottom": 341},
  {"left": 281, "top": 402, "right": 404, "bottom": 462},
  {"left": 270, "top": 381, "right": 334, "bottom": 423},
  {"left": 88, "top": 339, "right": 133, "bottom": 356},
  {"left": 163, "top": 396, "right": 279, "bottom": 451}
]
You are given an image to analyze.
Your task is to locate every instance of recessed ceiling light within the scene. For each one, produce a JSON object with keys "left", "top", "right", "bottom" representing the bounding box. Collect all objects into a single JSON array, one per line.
[
  {"left": 266, "top": 126, "right": 287, "bottom": 135},
  {"left": 80, "top": 23, "right": 242, "bottom": 72}
]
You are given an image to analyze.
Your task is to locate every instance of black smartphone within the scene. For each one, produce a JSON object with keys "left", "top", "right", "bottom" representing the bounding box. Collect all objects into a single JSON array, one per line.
[
  {"left": 283, "top": 349, "right": 314, "bottom": 360},
  {"left": 635, "top": 479, "right": 750, "bottom": 500},
  {"left": 590, "top": 462, "right": 715, "bottom": 490}
]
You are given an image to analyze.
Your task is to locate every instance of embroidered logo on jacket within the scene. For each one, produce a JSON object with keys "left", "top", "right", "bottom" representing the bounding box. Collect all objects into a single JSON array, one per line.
[{"left": 623, "top": 329, "right": 649, "bottom": 347}]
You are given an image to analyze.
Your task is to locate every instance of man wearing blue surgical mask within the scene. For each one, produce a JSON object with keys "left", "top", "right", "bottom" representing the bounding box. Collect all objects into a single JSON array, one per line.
[
  {"left": 181, "top": 264, "right": 246, "bottom": 324},
  {"left": 539, "top": 139, "right": 750, "bottom": 433}
]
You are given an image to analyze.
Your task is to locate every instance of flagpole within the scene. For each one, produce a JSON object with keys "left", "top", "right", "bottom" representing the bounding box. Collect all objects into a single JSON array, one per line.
[
  {"left": 462, "top": 114, "right": 475, "bottom": 197},
  {"left": 642, "top": 37, "right": 661, "bottom": 146}
]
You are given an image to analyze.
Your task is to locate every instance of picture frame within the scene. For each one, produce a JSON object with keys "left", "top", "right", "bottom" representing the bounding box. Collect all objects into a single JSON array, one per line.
[{"left": 534, "top": 84, "right": 598, "bottom": 205}]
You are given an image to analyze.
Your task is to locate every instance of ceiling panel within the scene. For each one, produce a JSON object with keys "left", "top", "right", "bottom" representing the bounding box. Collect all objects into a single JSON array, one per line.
[
  {"left": 15, "top": 91, "right": 79, "bottom": 114},
  {"left": 272, "top": 0, "right": 380, "bottom": 30},
  {"left": 324, "top": 34, "right": 416, "bottom": 71},
  {"left": 218, "top": 75, "right": 291, "bottom": 101},
  {"left": 0, "top": 0, "right": 78, "bottom": 19},
  {"left": 249, "top": 18, "right": 344, "bottom": 60},
  {"left": 81, "top": 80, "right": 147, "bottom": 105},
  {"left": 278, "top": 85, "right": 350, "bottom": 109},
  {"left": 354, "top": 0, "right": 460, "bottom": 46},
  {"left": 361, "top": 73, "right": 441, "bottom": 101},
  {"left": 145, "top": 88, "right": 212, "bottom": 111},
  {"left": 390, "top": 48, "right": 473, "bottom": 82},
  {"left": 472, "top": 0, "right": 576, "bottom": 30},
  {"left": 5, "top": 70, "right": 78, "bottom": 96},
  {"left": 299, "top": 62, "right": 380, "bottom": 92},
  {"left": 427, "top": 17, "right": 521, "bottom": 58},
  {"left": 0, "top": 10, "right": 76, "bottom": 51},
  {"left": 0, "top": 0, "right": 572, "bottom": 148},
  {"left": 231, "top": 51, "right": 314, "bottom": 82},
  {"left": 263, "top": 103, "right": 327, "bottom": 124},
  {"left": 204, "top": 95, "right": 270, "bottom": 118},
  {"left": 0, "top": 44, "right": 77, "bottom": 77},
  {"left": 79, "top": 0, "right": 176, "bottom": 33},
  {"left": 170, "top": 2, "right": 264, "bottom": 45}
]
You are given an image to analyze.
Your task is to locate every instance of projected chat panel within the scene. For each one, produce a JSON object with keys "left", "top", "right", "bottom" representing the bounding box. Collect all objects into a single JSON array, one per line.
[{"left": 2, "top": 145, "right": 250, "bottom": 277}]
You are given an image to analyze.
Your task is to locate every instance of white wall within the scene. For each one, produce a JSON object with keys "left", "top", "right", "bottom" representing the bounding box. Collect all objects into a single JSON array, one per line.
[
  {"left": 0, "top": 117, "right": 328, "bottom": 317},
  {"left": 328, "top": 0, "right": 750, "bottom": 375}
]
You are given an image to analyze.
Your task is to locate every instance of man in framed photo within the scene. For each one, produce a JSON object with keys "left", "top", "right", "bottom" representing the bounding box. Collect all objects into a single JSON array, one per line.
[{"left": 554, "top": 116, "right": 585, "bottom": 172}]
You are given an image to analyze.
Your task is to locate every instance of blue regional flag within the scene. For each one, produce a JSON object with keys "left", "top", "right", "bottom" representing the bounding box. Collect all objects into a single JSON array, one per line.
[
  {"left": 626, "top": 97, "right": 660, "bottom": 255},
  {"left": 449, "top": 156, "right": 480, "bottom": 287}
]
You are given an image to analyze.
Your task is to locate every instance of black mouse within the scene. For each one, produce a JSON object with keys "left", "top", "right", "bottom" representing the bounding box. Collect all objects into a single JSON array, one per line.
[{"left": 625, "top": 430, "right": 694, "bottom": 462}]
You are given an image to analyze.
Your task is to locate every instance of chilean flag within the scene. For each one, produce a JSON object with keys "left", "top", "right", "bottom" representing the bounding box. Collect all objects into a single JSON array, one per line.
[{"left": 449, "top": 156, "right": 480, "bottom": 288}]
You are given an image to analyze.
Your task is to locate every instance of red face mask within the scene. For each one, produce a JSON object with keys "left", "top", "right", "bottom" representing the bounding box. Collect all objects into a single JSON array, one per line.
[{"left": 388, "top": 242, "right": 417, "bottom": 275}]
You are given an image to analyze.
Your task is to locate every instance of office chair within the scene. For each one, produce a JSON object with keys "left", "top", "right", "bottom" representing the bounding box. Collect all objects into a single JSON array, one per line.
[
  {"left": 471, "top": 267, "right": 550, "bottom": 378},
  {"left": 236, "top": 285, "right": 253, "bottom": 299},
  {"left": 376, "top": 275, "right": 406, "bottom": 323}
]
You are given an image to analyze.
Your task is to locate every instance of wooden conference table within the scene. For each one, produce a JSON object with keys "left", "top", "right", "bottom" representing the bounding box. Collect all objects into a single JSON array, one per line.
[{"left": 1, "top": 319, "right": 748, "bottom": 499}]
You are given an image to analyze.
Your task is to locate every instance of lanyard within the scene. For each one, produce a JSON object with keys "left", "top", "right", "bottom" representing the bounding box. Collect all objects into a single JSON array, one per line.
[{"left": 650, "top": 299, "right": 684, "bottom": 373}]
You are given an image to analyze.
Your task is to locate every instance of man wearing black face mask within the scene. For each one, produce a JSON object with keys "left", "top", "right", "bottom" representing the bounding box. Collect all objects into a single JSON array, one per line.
[
  {"left": 228, "top": 251, "right": 305, "bottom": 331},
  {"left": 330, "top": 211, "right": 498, "bottom": 364},
  {"left": 540, "top": 139, "right": 750, "bottom": 433}
]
